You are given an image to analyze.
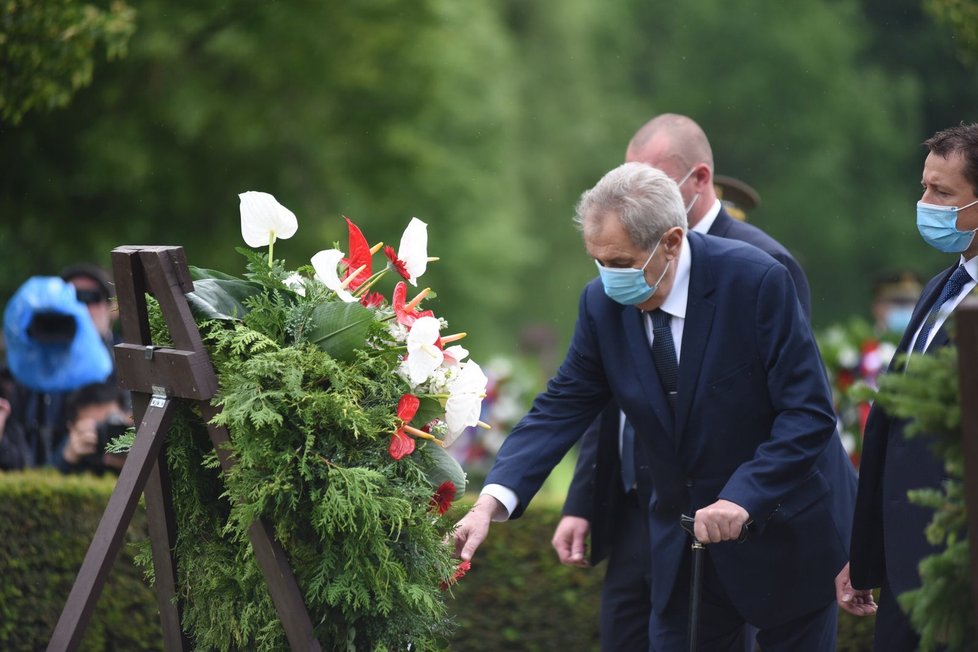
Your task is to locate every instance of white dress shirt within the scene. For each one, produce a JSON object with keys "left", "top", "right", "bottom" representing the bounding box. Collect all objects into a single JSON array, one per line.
[{"left": 907, "top": 255, "right": 978, "bottom": 355}]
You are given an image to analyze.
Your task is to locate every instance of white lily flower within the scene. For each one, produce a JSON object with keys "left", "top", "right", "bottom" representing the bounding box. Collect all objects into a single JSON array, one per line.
[
  {"left": 405, "top": 315, "right": 444, "bottom": 385},
  {"left": 239, "top": 191, "right": 298, "bottom": 248},
  {"left": 311, "top": 249, "right": 356, "bottom": 303},
  {"left": 444, "top": 360, "right": 488, "bottom": 444},
  {"left": 398, "top": 217, "right": 429, "bottom": 286}
]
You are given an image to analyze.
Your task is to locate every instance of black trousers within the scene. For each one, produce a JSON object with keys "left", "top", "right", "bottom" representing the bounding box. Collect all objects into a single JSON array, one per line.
[
  {"left": 600, "top": 490, "right": 653, "bottom": 651},
  {"left": 873, "top": 580, "right": 920, "bottom": 652}
]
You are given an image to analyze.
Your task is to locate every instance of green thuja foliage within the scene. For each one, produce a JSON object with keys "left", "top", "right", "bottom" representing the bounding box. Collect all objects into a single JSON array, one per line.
[
  {"left": 871, "top": 346, "right": 976, "bottom": 650},
  {"left": 138, "top": 253, "right": 461, "bottom": 650}
]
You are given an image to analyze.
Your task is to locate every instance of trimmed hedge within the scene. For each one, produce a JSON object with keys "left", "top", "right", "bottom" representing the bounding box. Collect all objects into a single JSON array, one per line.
[
  {"left": 0, "top": 473, "right": 874, "bottom": 650},
  {"left": 0, "top": 471, "right": 161, "bottom": 652}
]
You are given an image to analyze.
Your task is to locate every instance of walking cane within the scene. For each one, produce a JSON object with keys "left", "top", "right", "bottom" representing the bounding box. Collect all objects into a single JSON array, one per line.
[{"left": 679, "top": 514, "right": 751, "bottom": 652}]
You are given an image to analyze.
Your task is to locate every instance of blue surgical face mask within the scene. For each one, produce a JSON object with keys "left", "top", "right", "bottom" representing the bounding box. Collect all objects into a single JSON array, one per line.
[
  {"left": 595, "top": 239, "right": 671, "bottom": 305},
  {"left": 916, "top": 199, "right": 978, "bottom": 253},
  {"left": 884, "top": 306, "right": 914, "bottom": 334}
]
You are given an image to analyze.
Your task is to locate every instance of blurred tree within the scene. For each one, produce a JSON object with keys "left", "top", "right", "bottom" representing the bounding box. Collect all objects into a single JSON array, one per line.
[
  {"left": 926, "top": 0, "right": 978, "bottom": 64},
  {"left": 0, "top": 0, "right": 529, "bottom": 355},
  {"left": 616, "top": 0, "right": 922, "bottom": 326},
  {"left": 0, "top": 0, "right": 135, "bottom": 125}
]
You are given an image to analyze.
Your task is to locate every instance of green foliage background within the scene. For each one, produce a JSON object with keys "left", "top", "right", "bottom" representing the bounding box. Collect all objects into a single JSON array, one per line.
[{"left": 3, "top": 0, "right": 978, "bottom": 360}]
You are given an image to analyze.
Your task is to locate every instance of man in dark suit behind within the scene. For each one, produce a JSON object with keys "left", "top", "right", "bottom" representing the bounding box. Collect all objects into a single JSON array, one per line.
[
  {"left": 839, "top": 123, "right": 978, "bottom": 650},
  {"left": 553, "top": 114, "right": 813, "bottom": 650},
  {"left": 453, "top": 162, "right": 857, "bottom": 650}
]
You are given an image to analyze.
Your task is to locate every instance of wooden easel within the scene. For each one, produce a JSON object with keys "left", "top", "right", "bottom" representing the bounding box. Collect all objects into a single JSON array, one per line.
[
  {"left": 48, "top": 246, "right": 321, "bottom": 651},
  {"left": 956, "top": 299, "right": 978, "bottom": 629}
]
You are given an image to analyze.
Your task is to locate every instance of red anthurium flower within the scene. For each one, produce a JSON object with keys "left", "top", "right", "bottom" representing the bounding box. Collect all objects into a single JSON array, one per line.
[
  {"left": 429, "top": 480, "right": 456, "bottom": 516},
  {"left": 392, "top": 282, "right": 434, "bottom": 327},
  {"left": 341, "top": 216, "right": 372, "bottom": 290},
  {"left": 389, "top": 394, "right": 421, "bottom": 460},
  {"left": 360, "top": 291, "right": 385, "bottom": 308},
  {"left": 440, "top": 560, "right": 472, "bottom": 590},
  {"left": 384, "top": 245, "right": 410, "bottom": 281}
]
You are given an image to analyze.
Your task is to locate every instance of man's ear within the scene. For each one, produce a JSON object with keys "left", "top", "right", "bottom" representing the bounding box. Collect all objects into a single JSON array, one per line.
[{"left": 663, "top": 226, "right": 684, "bottom": 257}]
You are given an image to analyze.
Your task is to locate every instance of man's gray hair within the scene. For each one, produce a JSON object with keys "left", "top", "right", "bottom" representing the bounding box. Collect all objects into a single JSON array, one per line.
[{"left": 574, "top": 162, "right": 687, "bottom": 250}]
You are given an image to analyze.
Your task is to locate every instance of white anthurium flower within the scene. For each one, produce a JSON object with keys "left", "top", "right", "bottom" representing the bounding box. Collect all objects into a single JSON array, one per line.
[
  {"left": 398, "top": 217, "right": 429, "bottom": 286},
  {"left": 405, "top": 315, "right": 444, "bottom": 385},
  {"left": 239, "top": 191, "right": 298, "bottom": 248},
  {"left": 444, "top": 360, "right": 488, "bottom": 444},
  {"left": 442, "top": 345, "right": 469, "bottom": 367},
  {"left": 311, "top": 249, "right": 356, "bottom": 303},
  {"left": 284, "top": 273, "right": 306, "bottom": 297}
]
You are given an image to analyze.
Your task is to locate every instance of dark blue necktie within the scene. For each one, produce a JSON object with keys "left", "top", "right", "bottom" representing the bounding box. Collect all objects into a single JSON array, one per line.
[
  {"left": 650, "top": 309, "right": 679, "bottom": 402},
  {"left": 622, "top": 310, "right": 679, "bottom": 491},
  {"left": 913, "top": 265, "right": 973, "bottom": 353}
]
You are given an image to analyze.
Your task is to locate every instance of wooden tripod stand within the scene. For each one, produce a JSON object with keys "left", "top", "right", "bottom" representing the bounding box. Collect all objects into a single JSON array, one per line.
[{"left": 48, "top": 246, "right": 321, "bottom": 651}]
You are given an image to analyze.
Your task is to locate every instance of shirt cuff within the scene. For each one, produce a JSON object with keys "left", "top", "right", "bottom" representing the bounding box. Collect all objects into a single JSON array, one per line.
[{"left": 481, "top": 484, "right": 519, "bottom": 521}]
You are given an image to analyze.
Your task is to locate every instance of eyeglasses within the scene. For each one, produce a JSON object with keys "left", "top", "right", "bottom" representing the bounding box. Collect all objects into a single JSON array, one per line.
[{"left": 75, "top": 289, "right": 108, "bottom": 305}]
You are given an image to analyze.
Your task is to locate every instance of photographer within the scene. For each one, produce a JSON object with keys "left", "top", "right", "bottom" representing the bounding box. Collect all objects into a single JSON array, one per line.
[{"left": 53, "top": 382, "right": 129, "bottom": 475}]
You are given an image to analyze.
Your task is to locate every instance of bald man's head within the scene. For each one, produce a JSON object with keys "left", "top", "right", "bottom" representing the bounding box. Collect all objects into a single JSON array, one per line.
[
  {"left": 624, "top": 113, "right": 717, "bottom": 228},
  {"left": 625, "top": 113, "right": 714, "bottom": 174}
]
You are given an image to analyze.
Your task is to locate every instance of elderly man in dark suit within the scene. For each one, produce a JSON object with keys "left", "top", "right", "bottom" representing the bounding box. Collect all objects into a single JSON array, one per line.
[
  {"left": 839, "top": 123, "right": 978, "bottom": 650},
  {"left": 453, "top": 162, "right": 856, "bottom": 651},
  {"left": 554, "top": 114, "right": 813, "bottom": 651}
]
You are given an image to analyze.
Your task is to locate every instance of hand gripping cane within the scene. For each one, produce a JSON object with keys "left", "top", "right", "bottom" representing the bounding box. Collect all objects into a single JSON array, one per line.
[{"left": 679, "top": 514, "right": 751, "bottom": 652}]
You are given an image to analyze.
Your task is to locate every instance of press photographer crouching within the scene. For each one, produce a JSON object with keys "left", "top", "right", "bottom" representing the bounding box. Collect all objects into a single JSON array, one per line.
[{"left": 53, "top": 382, "right": 129, "bottom": 475}]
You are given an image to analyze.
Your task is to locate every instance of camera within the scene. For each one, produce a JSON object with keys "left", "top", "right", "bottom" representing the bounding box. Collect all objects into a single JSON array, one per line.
[{"left": 96, "top": 413, "right": 131, "bottom": 454}]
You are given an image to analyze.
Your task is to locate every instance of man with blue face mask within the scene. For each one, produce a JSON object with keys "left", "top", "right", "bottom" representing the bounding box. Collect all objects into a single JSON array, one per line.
[
  {"left": 552, "top": 114, "right": 814, "bottom": 652},
  {"left": 841, "top": 123, "right": 978, "bottom": 651},
  {"left": 453, "top": 163, "right": 856, "bottom": 651}
]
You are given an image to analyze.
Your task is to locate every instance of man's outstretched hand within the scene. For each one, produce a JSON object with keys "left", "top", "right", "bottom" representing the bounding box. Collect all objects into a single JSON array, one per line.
[{"left": 452, "top": 494, "right": 505, "bottom": 561}]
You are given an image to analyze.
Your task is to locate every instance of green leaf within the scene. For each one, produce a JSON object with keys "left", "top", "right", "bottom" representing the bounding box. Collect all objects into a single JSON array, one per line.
[
  {"left": 186, "top": 278, "right": 263, "bottom": 321},
  {"left": 412, "top": 396, "right": 444, "bottom": 430},
  {"left": 420, "top": 443, "right": 466, "bottom": 495},
  {"left": 189, "top": 265, "right": 245, "bottom": 282},
  {"left": 306, "top": 301, "right": 374, "bottom": 361}
]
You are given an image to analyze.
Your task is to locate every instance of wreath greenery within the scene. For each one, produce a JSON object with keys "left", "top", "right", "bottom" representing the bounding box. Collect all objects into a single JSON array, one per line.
[{"left": 121, "top": 193, "right": 482, "bottom": 650}]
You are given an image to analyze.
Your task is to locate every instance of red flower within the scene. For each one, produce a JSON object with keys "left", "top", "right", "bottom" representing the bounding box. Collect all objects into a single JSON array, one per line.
[
  {"left": 392, "top": 281, "right": 434, "bottom": 327},
  {"left": 341, "top": 216, "right": 372, "bottom": 290},
  {"left": 440, "top": 560, "right": 472, "bottom": 590},
  {"left": 429, "top": 480, "right": 456, "bottom": 516},
  {"left": 360, "top": 291, "right": 385, "bottom": 308},
  {"left": 389, "top": 394, "right": 420, "bottom": 460},
  {"left": 384, "top": 245, "right": 410, "bottom": 280}
]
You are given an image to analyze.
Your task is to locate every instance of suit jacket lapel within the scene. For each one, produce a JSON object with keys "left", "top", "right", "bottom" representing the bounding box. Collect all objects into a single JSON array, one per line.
[
  {"left": 890, "top": 264, "right": 955, "bottom": 369},
  {"left": 622, "top": 304, "right": 676, "bottom": 439},
  {"left": 675, "top": 233, "right": 715, "bottom": 439}
]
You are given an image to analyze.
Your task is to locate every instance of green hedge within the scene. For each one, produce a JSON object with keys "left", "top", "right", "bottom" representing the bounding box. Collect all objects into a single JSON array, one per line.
[
  {"left": 0, "top": 471, "right": 161, "bottom": 652},
  {"left": 0, "top": 473, "right": 874, "bottom": 650}
]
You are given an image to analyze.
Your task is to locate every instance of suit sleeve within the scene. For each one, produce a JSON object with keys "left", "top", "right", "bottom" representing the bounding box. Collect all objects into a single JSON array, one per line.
[
  {"left": 770, "top": 251, "right": 812, "bottom": 322},
  {"left": 717, "top": 264, "right": 838, "bottom": 523},
  {"left": 485, "top": 285, "right": 612, "bottom": 519}
]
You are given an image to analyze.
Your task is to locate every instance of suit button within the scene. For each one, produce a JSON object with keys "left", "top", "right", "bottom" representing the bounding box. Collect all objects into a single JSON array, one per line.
[{"left": 685, "top": 479, "right": 695, "bottom": 487}]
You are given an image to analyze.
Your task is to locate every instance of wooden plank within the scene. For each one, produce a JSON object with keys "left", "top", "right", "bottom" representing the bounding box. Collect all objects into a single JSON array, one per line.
[
  {"left": 114, "top": 345, "right": 218, "bottom": 400},
  {"left": 955, "top": 298, "right": 978, "bottom": 631},
  {"left": 47, "top": 399, "right": 177, "bottom": 652},
  {"left": 111, "top": 248, "right": 152, "bottom": 346}
]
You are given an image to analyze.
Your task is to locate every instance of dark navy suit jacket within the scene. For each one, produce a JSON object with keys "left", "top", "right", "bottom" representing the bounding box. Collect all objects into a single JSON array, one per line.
[
  {"left": 562, "top": 207, "right": 813, "bottom": 564},
  {"left": 850, "top": 264, "right": 958, "bottom": 596},
  {"left": 486, "top": 232, "right": 856, "bottom": 628}
]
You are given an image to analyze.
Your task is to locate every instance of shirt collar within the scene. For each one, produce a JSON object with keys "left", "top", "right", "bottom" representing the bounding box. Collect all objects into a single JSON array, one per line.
[
  {"left": 657, "top": 234, "right": 691, "bottom": 320},
  {"left": 690, "top": 199, "right": 722, "bottom": 234},
  {"left": 959, "top": 254, "right": 978, "bottom": 282}
]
